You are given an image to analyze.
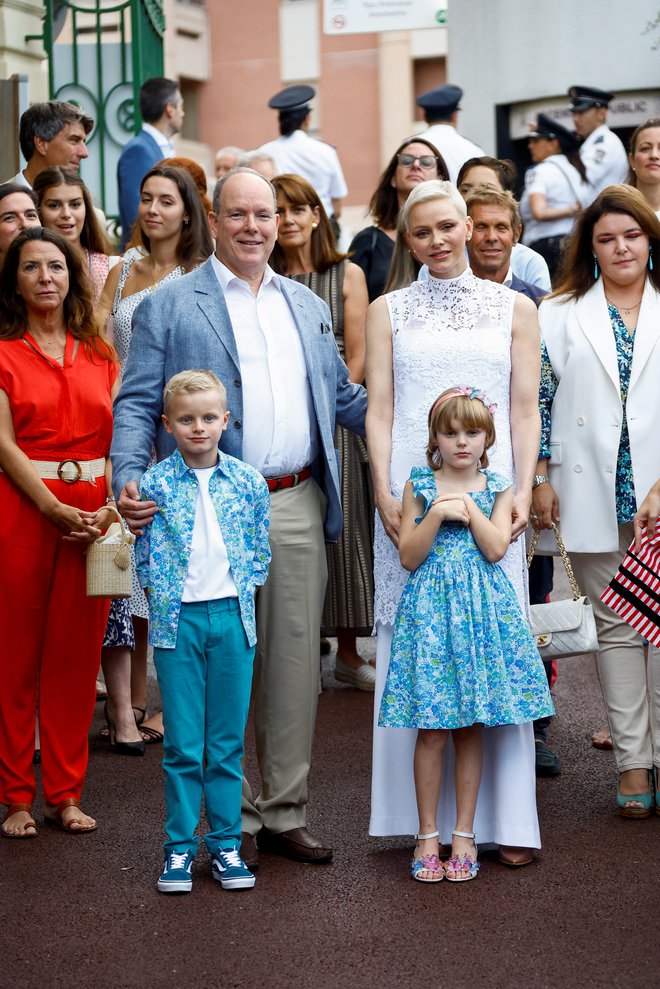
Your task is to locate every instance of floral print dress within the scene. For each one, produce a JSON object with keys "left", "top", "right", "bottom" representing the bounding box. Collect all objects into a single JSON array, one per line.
[{"left": 379, "top": 468, "right": 554, "bottom": 731}]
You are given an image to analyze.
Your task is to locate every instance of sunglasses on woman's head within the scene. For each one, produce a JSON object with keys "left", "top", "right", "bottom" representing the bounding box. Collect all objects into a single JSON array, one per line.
[{"left": 397, "top": 153, "right": 438, "bottom": 170}]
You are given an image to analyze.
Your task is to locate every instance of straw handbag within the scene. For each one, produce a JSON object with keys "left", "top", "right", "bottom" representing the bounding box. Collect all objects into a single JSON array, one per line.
[
  {"left": 526, "top": 522, "right": 598, "bottom": 659},
  {"left": 86, "top": 505, "right": 135, "bottom": 598}
]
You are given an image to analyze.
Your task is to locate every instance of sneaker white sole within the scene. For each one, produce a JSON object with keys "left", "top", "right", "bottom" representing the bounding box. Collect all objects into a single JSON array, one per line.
[
  {"left": 212, "top": 871, "right": 255, "bottom": 890},
  {"left": 157, "top": 878, "right": 193, "bottom": 893}
]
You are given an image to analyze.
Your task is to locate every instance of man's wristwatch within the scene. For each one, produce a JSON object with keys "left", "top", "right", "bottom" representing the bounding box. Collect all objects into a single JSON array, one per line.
[{"left": 532, "top": 475, "right": 548, "bottom": 488}]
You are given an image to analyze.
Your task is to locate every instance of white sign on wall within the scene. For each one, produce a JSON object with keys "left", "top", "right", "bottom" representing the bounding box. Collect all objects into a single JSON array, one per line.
[
  {"left": 323, "top": 0, "right": 447, "bottom": 35},
  {"left": 509, "top": 92, "right": 660, "bottom": 141}
]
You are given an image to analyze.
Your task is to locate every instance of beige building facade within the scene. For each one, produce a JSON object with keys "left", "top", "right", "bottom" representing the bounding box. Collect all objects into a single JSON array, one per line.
[{"left": 194, "top": 1, "right": 448, "bottom": 208}]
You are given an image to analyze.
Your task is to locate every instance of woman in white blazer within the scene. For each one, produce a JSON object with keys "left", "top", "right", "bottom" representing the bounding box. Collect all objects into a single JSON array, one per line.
[{"left": 532, "top": 185, "right": 660, "bottom": 818}]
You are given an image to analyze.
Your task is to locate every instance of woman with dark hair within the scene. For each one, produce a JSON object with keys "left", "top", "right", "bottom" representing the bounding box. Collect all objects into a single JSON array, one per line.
[
  {"left": 270, "top": 174, "right": 374, "bottom": 687},
  {"left": 627, "top": 118, "right": 660, "bottom": 217},
  {"left": 0, "top": 228, "right": 119, "bottom": 836},
  {"left": 98, "top": 164, "right": 213, "bottom": 746},
  {"left": 0, "top": 183, "right": 40, "bottom": 257},
  {"left": 456, "top": 155, "right": 518, "bottom": 196},
  {"left": 349, "top": 137, "right": 448, "bottom": 301},
  {"left": 520, "top": 113, "right": 592, "bottom": 280},
  {"left": 532, "top": 185, "right": 660, "bottom": 817},
  {"left": 34, "top": 166, "right": 116, "bottom": 305}
]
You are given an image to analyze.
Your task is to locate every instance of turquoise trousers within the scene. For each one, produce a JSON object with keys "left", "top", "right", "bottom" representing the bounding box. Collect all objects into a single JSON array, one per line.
[{"left": 154, "top": 598, "right": 254, "bottom": 856}]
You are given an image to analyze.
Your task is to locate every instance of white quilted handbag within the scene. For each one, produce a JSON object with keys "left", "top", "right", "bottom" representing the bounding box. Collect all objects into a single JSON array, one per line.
[{"left": 527, "top": 522, "right": 599, "bottom": 659}]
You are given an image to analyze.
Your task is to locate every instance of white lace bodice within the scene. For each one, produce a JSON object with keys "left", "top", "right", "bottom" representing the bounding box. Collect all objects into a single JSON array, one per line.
[{"left": 373, "top": 267, "right": 527, "bottom": 625}]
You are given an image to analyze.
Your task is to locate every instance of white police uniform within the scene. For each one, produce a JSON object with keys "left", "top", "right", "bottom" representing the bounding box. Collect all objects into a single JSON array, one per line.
[
  {"left": 579, "top": 124, "right": 628, "bottom": 198},
  {"left": 520, "top": 155, "right": 591, "bottom": 247},
  {"left": 417, "top": 124, "right": 485, "bottom": 185},
  {"left": 255, "top": 130, "right": 347, "bottom": 217}
]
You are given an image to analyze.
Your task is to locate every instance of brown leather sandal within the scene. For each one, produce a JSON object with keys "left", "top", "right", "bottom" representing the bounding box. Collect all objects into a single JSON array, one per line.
[
  {"left": 2, "top": 803, "right": 37, "bottom": 839},
  {"left": 44, "top": 798, "right": 97, "bottom": 834}
]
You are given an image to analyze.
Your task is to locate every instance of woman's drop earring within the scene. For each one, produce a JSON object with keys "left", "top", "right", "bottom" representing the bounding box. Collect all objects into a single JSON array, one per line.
[
  {"left": 593, "top": 254, "right": 599, "bottom": 280},
  {"left": 649, "top": 247, "right": 654, "bottom": 271}
]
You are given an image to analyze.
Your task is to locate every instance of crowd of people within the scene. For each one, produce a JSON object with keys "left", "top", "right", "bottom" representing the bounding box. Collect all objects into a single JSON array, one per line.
[{"left": 1, "top": 78, "right": 659, "bottom": 896}]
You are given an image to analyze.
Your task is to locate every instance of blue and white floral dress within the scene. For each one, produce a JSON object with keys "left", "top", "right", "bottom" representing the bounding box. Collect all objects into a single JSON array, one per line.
[{"left": 379, "top": 467, "right": 554, "bottom": 730}]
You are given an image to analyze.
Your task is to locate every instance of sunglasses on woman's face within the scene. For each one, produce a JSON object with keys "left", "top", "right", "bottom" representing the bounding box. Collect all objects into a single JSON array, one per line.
[{"left": 397, "top": 153, "right": 438, "bottom": 170}]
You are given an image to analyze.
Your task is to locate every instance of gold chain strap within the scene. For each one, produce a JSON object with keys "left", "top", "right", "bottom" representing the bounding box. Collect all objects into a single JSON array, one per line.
[{"left": 526, "top": 521, "right": 582, "bottom": 600}]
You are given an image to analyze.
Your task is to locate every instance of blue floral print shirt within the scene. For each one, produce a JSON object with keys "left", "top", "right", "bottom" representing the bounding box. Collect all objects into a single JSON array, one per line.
[
  {"left": 136, "top": 447, "right": 271, "bottom": 648},
  {"left": 539, "top": 304, "right": 637, "bottom": 524}
]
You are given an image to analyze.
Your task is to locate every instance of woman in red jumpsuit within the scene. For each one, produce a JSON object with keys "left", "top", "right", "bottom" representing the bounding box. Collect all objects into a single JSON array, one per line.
[{"left": 0, "top": 227, "right": 119, "bottom": 837}]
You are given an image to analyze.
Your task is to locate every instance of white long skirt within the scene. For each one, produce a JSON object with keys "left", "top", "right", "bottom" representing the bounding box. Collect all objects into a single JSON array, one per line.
[{"left": 369, "top": 623, "right": 541, "bottom": 849}]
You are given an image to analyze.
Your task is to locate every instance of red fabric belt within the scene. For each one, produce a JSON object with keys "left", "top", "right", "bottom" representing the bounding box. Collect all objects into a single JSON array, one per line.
[{"left": 265, "top": 465, "right": 313, "bottom": 493}]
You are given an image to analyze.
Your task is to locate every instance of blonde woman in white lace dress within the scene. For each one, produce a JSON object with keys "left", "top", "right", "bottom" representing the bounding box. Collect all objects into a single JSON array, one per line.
[{"left": 366, "top": 180, "right": 543, "bottom": 865}]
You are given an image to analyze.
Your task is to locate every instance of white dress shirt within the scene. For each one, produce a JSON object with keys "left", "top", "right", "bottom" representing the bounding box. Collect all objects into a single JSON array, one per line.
[
  {"left": 141, "top": 122, "right": 175, "bottom": 158},
  {"left": 510, "top": 243, "right": 551, "bottom": 292},
  {"left": 211, "top": 254, "right": 318, "bottom": 476},
  {"left": 9, "top": 171, "right": 30, "bottom": 188}
]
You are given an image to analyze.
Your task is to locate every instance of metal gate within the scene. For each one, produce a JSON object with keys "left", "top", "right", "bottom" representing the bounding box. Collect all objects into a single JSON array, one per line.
[{"left": 40, "top": 0, "right": 165, "bottom": 224}]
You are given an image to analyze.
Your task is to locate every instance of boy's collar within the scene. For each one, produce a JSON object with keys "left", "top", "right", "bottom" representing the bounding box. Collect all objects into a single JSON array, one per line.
[{"left": 171, "top": 446, "right": 226, "bottom": 477}]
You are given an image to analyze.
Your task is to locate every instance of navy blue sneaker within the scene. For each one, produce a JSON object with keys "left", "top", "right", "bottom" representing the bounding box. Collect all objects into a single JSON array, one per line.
[
  {"left": 157, "top": 850, "right": 194, "bottom": 893},
  {"left": 211, "top": 847, "right": 256, "bottom": 890}
]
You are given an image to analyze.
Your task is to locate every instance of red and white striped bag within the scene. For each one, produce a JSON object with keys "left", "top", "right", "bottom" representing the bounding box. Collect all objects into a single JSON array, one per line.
[{"left": 601, "top": 521, "right": 660, "bottom": 647}]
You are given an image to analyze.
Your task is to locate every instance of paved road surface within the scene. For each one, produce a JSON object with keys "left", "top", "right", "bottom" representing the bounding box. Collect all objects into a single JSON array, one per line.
[{"left": 3, "top": 638, "right": 659, "bottom": 988}]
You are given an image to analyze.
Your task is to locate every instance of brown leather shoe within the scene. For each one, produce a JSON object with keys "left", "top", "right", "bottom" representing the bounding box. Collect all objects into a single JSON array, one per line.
[
  {"left": 240, "top": 832, "right": 259, "bottom": 871},
  {"left": 257, "top": 826, "right": 333, "bottom": 863}
]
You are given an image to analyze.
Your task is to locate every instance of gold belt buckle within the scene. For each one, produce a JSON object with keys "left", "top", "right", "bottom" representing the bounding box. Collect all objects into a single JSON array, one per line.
[{"left": 57, "top": 459, "right": 83, "bottom": 483}]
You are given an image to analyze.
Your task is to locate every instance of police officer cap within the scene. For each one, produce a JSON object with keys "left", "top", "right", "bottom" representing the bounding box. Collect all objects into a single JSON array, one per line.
[
  {"left": 568, "top": 86, "right": 615, "bottom": 111},
  {"left": 268, "top": 85, "right": 315, "bottom": 112},
  {"left": 416, "top": 84, "right": 463, "bottom": 115},
  {"left": 528, "top": 113, "right": 579, "bottom": 151}
]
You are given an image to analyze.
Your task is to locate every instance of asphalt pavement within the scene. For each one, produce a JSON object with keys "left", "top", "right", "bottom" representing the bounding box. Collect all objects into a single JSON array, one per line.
[{"left": 2, "top": 637, "right": 659, "bottom": 989}]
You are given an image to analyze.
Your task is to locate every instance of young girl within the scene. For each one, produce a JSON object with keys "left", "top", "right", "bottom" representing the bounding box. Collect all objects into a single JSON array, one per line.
[{"left": 379, "top": 386, "right": 554, "bottom": 884}]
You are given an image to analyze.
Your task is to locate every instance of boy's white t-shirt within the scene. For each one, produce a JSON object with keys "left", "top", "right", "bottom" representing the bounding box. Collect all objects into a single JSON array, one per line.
[{"left": 181, "top": 465, "right": 238, "bottom": 603}]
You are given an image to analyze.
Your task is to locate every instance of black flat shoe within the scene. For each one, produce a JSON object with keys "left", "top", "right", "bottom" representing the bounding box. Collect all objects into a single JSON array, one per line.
[{"left": 535, "top": 739, "right": 561, "bottom": 777}]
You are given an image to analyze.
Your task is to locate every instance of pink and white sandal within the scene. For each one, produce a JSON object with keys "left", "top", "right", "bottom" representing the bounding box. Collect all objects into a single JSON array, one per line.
[
  {"left": 445, "top": 829, "right": 480, "bottom": 882},
  {"left": 410, "top": 829, "right": 444, "bottom": 883}
]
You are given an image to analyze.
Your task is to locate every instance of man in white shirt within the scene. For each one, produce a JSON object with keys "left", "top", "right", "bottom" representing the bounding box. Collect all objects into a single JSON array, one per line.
[
  {"left": 117, "top": 77, "right": 184, "bottom": 248},
  {"left": 416, "top": 84, "right": 486, "bottom": 185},
  {"left": 254, "top": 85, "right": 348, "bottom": 222},
  {"left": 112, "top": 167, "right": 367, "bottom": 870},
  {"left": 568, "top": 85, "right": 628, "bottom": 198},
  {"left": 9, "top": 101, "right": 93, "bottom": 188}
]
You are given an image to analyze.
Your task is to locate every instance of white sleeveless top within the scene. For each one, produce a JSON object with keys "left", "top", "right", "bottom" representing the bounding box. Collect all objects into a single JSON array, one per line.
[{"left": 373, "top": 266, "right": 527, "bottom": 625}]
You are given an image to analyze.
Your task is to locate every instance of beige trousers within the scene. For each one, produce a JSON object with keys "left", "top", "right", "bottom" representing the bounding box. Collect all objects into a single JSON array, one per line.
[
  {"left": 572, "top": 523, "right": 660, "bottom": 773},
  {"left": 242, "top": 478, "right": 328, "bottom": 834}
]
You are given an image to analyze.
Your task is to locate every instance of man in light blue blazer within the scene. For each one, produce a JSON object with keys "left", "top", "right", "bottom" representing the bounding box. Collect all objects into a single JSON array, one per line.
[
  {"left": 112, "top": 168, "right": 367, "bottom": 869},
  {"left": 117, "top": 77, "right": 183, "bottom": 249}
]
